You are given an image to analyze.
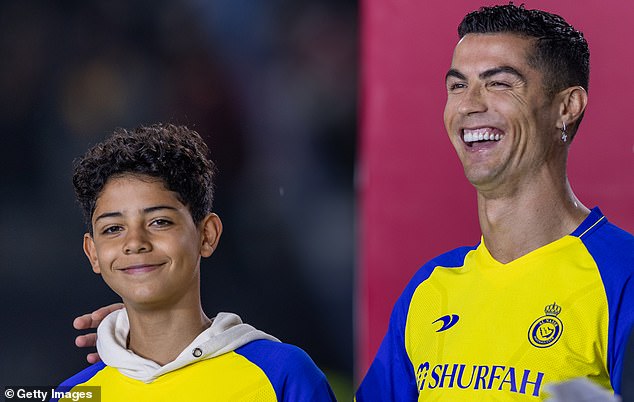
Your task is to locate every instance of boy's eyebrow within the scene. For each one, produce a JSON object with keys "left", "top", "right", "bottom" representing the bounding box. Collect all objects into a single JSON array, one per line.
[
  {"left": 144, "top": 205, "right": 179, "bottom": 214},
  {"left": 94, "top": 211, "right": 122, "bottom": 222},
  {"left": 445, "top": 66, "right": 526, "bottom": 83},
  {"left": 94, "top": 206, "right": 179, "bottom": 222}
]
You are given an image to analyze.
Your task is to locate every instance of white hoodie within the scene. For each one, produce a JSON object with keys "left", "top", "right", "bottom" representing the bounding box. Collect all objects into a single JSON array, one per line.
[{"left": 96, "top": 309, "right": 280, "bottom": 383}]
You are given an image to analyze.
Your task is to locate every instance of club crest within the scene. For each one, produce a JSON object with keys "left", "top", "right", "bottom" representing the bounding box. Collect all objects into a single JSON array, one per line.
[{"left": 528, "top": 302, "right": 563, "bottom": 348}]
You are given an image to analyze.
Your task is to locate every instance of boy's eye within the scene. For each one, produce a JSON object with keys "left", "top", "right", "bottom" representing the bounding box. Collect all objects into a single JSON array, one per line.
[
  {"left": 102, "top": 225, "right": 123, "bottom": 235},
  {"left": 151, "top": 219, "right": 172, "bottom": 227}
]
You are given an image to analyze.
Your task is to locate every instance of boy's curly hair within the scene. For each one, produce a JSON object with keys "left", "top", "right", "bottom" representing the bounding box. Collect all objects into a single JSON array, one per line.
[{"left": 73, "top": 123, "right": 216, "bottom": 233}]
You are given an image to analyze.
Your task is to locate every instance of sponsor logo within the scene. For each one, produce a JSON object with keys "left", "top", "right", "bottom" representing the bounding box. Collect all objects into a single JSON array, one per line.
[
  {"left": 416, "top": 362, "right": 544, "bottom": 397},
  {"left": 432, "top": 314, "right": 460, "bottom": 332},
  {"left": 528, "top": 302, "right": 563, "bottom": 348}
]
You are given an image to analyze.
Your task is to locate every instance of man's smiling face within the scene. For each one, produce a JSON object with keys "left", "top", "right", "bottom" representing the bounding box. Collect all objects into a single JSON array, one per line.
[{"left": 443, "top": 33, "right": 561, "bottom": 193}]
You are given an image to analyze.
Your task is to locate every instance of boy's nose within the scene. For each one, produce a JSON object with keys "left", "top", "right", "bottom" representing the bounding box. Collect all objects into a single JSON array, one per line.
[{"left": 123, "top": 229, "right": 152, "bottom": 254}]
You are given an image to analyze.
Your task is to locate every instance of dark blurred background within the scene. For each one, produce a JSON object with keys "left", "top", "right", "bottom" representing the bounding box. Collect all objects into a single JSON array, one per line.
[{"left": 0, "top": 0, "right": 356, "bottom": 398}]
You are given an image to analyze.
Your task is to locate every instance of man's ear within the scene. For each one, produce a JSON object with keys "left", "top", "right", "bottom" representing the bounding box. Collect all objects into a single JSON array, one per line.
[
  {"left": 83, "top": 233, "right": 101, "bottom": 274},
  {"left": 200, "top": 213, "right": 223, "bottom": 258},
  {"left": 557, "top": 86, "right": 588, "bottom": 130}
]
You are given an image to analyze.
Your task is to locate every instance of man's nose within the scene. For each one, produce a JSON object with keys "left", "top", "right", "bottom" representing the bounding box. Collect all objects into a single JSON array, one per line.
[{"left": 458, "top": 85, "right": 487, "bottom": 115}]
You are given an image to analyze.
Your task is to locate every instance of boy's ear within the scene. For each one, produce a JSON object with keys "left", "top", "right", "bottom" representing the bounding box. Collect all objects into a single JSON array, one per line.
[
  {"left": 200, "top": 213, "right": 223, "bottom": 258},
  {"left": 83, "top": 233, "right": 101, "bottom": 274}
]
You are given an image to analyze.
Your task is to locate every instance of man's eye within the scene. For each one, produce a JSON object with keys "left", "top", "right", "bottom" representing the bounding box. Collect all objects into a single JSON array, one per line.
[
  {"left": 448, "top": 82, "right": 467, "bottom": 91},
  {"left": 489, "top": 81, "right": 510, "bottom": 88}
]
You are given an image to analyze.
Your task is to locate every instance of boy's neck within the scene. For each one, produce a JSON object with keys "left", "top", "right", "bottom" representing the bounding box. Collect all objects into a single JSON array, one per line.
[{"left": 126, "top": 304, "right": 212, "bottom": 366}]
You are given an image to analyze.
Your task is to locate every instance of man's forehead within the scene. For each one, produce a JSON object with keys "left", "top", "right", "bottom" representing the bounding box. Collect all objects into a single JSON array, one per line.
[
  {"left": 450, "top": 33, "right": 535, "bottom": 71},
  {"left": 454, "top": 32, "right": 534, "bottom": 54}
]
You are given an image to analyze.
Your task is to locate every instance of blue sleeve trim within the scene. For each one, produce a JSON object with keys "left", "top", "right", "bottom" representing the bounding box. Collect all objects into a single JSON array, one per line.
[
  {"left": 579, "top": 214, "right": 634, "bottom": 395},
  {"left": 235, "top": 339, "right": 336, "bottom": 402},
  {"left": 51, "top": 362, "right": 106, "bottom": 401},
  {"left": 356, "top": 245, "right": 476, "bottom": 401}
]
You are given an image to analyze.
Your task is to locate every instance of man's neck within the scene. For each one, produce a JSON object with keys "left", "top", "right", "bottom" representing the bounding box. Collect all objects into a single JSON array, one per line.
[
  {"left": 477, "top": 176, "right": 589, "bottom": 264},
  {"left": 126, "top": 298, "right": 211, "bottom": 366}
]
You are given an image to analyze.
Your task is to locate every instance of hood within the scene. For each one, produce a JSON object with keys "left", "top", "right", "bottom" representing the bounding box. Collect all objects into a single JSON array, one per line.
[{"left": 96, "top": 309, "right": 280, "bottom": 383}]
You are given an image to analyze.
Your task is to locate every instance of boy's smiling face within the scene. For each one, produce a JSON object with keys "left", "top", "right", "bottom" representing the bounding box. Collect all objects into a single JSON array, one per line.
[{"left": 83, "top": 174, "right": 220, "bottom": 310}]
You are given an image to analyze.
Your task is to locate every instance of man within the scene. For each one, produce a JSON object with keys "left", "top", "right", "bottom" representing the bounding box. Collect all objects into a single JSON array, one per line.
[
  {"left": 56, "top": 124, "right": 335, "bottom": 401},
  {"left": 356, "top": 4, "right": 633, "bottom": 401}
]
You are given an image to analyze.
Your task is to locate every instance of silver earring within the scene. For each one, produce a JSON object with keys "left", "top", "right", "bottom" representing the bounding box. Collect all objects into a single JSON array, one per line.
[{"left": 561, "top": 122, "right": 568, "bottom": 143}]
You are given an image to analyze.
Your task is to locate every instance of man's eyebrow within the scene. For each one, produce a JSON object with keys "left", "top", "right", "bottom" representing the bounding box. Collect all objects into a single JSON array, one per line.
[
  {"left": 445, "top": 66, "right": 527, "bottom": 83},
  {"left": 479, "top": 66, "right": 526, "bottom": 83},
  {"left": 94, "top": 206, "right": 179, "bottom": 222},
  {"left": 445, "top": 69, "right": 466, "bottom": 82}
]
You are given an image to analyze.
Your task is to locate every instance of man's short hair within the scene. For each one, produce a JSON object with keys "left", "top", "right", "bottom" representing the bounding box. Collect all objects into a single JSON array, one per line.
[
  {"left": 73, "top": 123, "right": 216, "bottom": 233},
  {"left": 458, "top": 3, "right": 589, "bottom": 96}
]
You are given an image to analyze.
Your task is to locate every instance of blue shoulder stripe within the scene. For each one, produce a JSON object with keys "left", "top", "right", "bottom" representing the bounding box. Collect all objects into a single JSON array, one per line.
[
  {"left": 356, "top": 245, "right": 475, "bottom": 401},
  {"left": 235, "top": 339, "right": 336, "bottom": 402},
  {"left": 51, "top": 362, "right": 106, "bottom": 401},
  {"left": 578, "top": 208, "right": 634, "bottom": 395},
  {"left": 401, "top": 245, "right": 477, "bottom": 304}
]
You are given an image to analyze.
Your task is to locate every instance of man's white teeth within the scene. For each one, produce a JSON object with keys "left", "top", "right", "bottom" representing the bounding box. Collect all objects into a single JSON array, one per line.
[{"left": 463, "top": 130, "right": 502, "bottom": 143}]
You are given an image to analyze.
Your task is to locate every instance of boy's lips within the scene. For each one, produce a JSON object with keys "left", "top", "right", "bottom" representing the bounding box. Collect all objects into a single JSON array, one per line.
[{"left": 117, "top": 263, "right": 164, "bottom": 274}]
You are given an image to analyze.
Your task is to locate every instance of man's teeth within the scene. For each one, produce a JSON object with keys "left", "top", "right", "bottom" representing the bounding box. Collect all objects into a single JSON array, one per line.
[{"left": 463, "top": 130, "right": 503, "bottom": 143}]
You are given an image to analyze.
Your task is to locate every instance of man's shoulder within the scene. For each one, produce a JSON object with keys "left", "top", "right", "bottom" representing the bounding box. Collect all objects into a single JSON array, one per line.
[
  {"left": 580, "top": 214, "right": 634, "bottom": 270},
  {"left": 392, "top": 244, "right": 477, "bottom": 309},
  {"left": 576, "top": 208, "right": 634, "bottom": 247},
  {"left": 408, "top": 244, "right": 478, "bottom": 283},
  {"left": 600, "top": 220, "right": 634, "bottom": 246},
  {"left": 425, "top": 245, "right": 479, "bottom": 267}
]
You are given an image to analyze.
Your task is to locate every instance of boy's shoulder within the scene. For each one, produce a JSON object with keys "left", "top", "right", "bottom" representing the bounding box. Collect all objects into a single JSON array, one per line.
[
  {"left": 51, "top": 362, "right": 107, "bottom": 401},
  {"left": 235, "top": 339, "right": 335, "bottom": 399},
  {"left": 235, "top": 339, "right": 320, "bottom": 373},
  {"left": 53, "top": 341, "right": 335, "bottom": 401},
  {"left": 57, "top": 361, "right": 107, "bottom": 388}
]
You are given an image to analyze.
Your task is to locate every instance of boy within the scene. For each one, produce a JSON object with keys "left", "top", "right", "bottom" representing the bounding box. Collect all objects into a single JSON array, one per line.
[{"left": 54, "top": 124, "right": 336, "bottom": 401}]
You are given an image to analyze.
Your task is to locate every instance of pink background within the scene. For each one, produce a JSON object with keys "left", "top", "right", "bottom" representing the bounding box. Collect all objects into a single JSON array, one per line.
[{"left": 358, "top": 0, "right": 634, "bottom": 379}]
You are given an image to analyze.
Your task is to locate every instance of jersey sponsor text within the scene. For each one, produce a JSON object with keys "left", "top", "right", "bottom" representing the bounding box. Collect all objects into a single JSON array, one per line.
[{"left": 416, "top": 361, "right": 545, "bottom": 397}]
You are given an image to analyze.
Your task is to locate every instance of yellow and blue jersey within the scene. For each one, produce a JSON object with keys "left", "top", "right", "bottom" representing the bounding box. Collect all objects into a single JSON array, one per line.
[
  {"left": 53, "top": 339, "right": 336, "bottom": 401},
  {"left": 357, "top": 207, "right": 634, "bottom": 401}
]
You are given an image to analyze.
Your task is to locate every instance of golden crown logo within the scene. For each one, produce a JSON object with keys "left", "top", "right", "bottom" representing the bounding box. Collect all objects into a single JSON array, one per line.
[{"left": 544, "top": 302, "right": 562, "bottom": 316}]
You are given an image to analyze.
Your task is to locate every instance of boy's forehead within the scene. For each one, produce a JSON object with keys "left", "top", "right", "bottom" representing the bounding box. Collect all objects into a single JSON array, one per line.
[
  {"left": 99, "top": 174, "right": 169, "bottom": 197},
  {"left": 93, "top": 175, "right": 181, "bottom": 216},
  {"left": 107, "top": 172, "right": 166, "bottom": 187}
]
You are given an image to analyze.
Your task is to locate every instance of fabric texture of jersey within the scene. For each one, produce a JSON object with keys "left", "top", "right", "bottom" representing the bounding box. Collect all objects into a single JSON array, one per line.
[
  {"left": 53, "top": 310, "right": 336, "bottom": 401},
  {"left": 356, "top": 207, "right": 634, "bottom": 401}
]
